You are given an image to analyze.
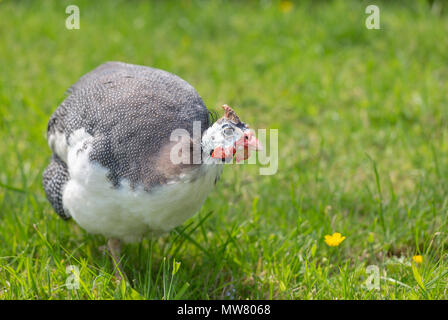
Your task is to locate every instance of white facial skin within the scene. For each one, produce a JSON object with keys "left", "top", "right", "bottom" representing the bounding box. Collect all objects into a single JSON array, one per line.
[{"left": 202, "top": 119, "right": 262, "bottom": 164}]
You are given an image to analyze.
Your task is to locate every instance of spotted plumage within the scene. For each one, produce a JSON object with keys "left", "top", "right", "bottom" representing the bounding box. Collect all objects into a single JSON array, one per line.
[
  {"left": 43, "top": 61, "right": 261, "bottom": 246},
  {"left": 46, "top": 61, "right": 209, "bottom": 191}
]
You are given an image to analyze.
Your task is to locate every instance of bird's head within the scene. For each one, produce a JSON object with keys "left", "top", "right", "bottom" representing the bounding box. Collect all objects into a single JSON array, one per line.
[{"left": 202, "top": 105, "right": 263, "bottom": 164}]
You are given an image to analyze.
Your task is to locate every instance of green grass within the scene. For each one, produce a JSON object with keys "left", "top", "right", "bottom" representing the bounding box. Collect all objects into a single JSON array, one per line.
[{"left": 1, "top": 0, "right": 448, "bottom": 299}]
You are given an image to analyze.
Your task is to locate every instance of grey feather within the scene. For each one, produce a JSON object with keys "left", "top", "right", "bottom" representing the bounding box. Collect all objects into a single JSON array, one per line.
[
  {"left": 44, "top": 61, "right": 211, "bottom": 216},
  {"left": 42, "top": 155, "right": 71, "bottom": 219}
]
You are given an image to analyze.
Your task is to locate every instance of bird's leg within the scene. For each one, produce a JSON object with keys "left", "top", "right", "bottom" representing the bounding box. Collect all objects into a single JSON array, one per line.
[{"left": 107, "top": 238, "right": 125, "bottom": 283}]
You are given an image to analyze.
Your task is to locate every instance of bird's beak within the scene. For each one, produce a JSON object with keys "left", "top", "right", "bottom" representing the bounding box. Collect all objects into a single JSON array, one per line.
[
  {"left": 243, "top": 130, "right": 263, "bottom": 151},
  {"left": 234, "top": 130, "right": 263, "bottom": 162}
]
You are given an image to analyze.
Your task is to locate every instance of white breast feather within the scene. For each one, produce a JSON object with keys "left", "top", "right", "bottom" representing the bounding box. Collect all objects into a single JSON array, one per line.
[
  {"left": 62, "top": 128, "right": 222, "bottom": 243},
  {"left": 48, "top": 130, "right": 68, "bottom": 162}
]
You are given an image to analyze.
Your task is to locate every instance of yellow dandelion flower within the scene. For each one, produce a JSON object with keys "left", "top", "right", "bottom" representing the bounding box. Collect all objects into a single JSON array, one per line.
[
  {"left": 324, "top": 232, "right": 346, "bottom": 247},
  {"left": 279, "top": 1, "right": 293, "bottom": 13},
  {"left": 412, "top": 255, "right": 423, "bottom": 264}
]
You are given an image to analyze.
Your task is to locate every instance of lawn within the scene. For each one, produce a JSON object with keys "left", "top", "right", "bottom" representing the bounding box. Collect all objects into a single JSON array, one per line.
[{"left": 0, "top": 0, "right": 448, "bottom": 299}]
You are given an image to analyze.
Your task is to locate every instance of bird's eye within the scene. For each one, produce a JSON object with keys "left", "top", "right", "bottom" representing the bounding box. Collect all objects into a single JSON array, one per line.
[{"left": 223, "top": 127, "right": 234, "bottom": 136}]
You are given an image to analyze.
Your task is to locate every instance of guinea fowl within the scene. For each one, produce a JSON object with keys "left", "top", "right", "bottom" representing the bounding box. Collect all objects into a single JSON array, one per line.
[{"left": 43, "top": 61, "right": 262, "bottom": 279}]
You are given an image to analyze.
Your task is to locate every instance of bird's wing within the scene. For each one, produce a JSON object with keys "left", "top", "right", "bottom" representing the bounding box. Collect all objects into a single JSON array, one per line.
[
  {"left": 66, "top": 61, "right": 134, "bottom": 95},
  {"left": 48, "top": 62, "right": 210, "bottom": 190}
]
